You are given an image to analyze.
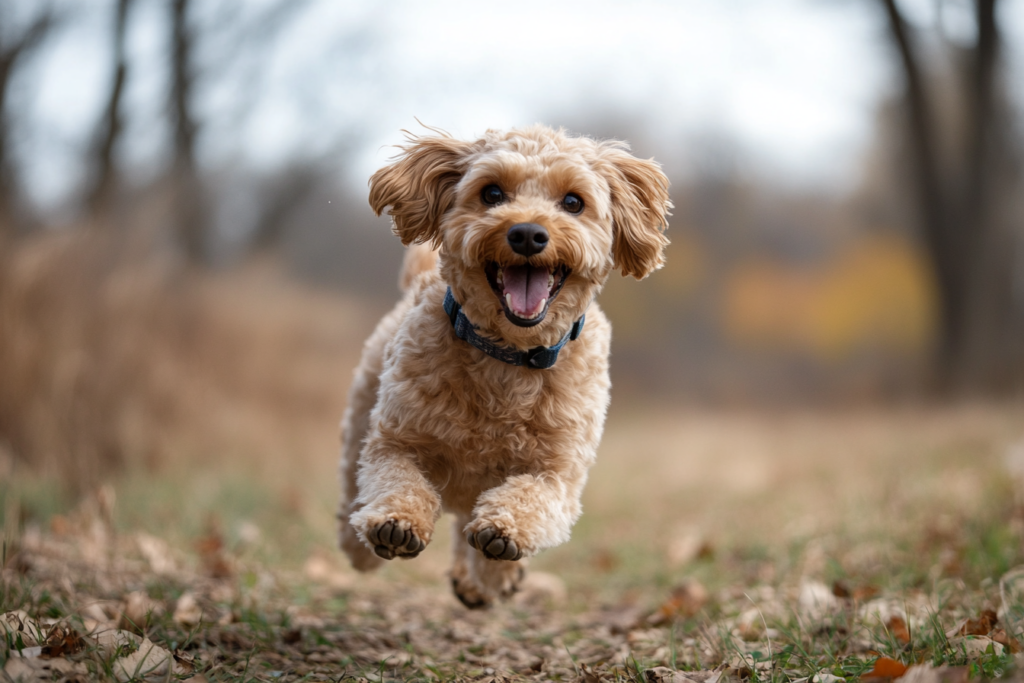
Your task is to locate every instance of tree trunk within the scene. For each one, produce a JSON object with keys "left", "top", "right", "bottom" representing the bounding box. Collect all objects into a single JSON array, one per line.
[
  {"left": 169, "top": 0, "right": 208, "bottom": 262},
  {"left": 87, "top": 0, "right": 134, "bottom": 219},
  {"left": 879, "top": 0, "right": 1024, "bottom": 394},
  {"left": 0, "top": 11, "right": 56, "bottom": 235}
]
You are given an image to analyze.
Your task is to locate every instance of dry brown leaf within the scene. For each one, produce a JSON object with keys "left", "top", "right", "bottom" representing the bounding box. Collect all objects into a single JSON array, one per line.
[
  {"left": 173, "top": 592, "right": 203, "bottom": 628},
  {"left": 195, "top": 526, "right": 233, "bottom": 579},
  {"left": 947, "top": 636, "right": 1004, "bottom": 658},
  {"left": 112, "top": 637, "right": 176, "bottom": 682},
  {"left": 990, "top": 628, "right": 1021, "bottom": 653},
  {"left": 832, "top": 581, "right": 852, "bottom": 599},
  {"left": 120, "top": 590, "right": 164, "bottom": 632},
  {"left": 591, "top": 548, "right": 619, "bottom": 573},
  {"left": 900, "top": 665, "right": 969, "bottom": 683},
  {"left": 3, "top": 656, "right": 87, "bottom": 682},
  {"left": 578, "top": 662, "right": 604, "bottom": 683},
  {"left": 644, "top": 666, "right": 722, "bottom": 683},
  {"left": 648, "top": 579, "right": 708, "bottom": 625},
  {"left": 40, "top": 623, "right": 85, "bottom": 657},
  {"left": 957, "top": 609, "right": 998, "bottom": 636},
  {"left": 800, "top": 580, "right": 840, "bottom": 619},
  {"left": 861, "top": 656, "right": 908, "bottom": 680},
  {"left": 854, "top": 586, "right": 881, "bottom": 601},
  {"left": 667, "top": 528, "right": 714, "bottom": 567},
  {"left": 135, "top": 533, "right": 176, "bottom": 574},
  {"left": 90, "top": 628, "right": 141, "bottom": 658},
  {"left": 886, "top": 616, "right": 911, "bottom": 645},
  {"left": 1, "top": 611, "right": 43, "bottom": 648}
]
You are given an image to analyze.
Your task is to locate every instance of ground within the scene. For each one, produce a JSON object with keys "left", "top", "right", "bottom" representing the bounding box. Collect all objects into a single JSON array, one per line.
[{"left": 4, "top": 404, "right": 1024, "bottom": 682}]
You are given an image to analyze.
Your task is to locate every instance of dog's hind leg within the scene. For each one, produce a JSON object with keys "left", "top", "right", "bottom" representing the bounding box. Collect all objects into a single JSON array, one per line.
[
  {"left": 337, "top": 361, "right": 384, "bottom": 571},
  {"left": 449, "top": 513, "right": 526, "bottom": 609},
  {"left": 338, "top": 301, "right": 413, "bottom": 572}
]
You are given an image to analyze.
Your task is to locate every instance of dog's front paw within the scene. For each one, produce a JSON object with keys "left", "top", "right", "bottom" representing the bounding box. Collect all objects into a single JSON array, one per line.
[
  {"left": 367, "top": 519, "right": 427, "bottom": 560},
  {"left": 467, "top": 527, "right": 524, "bottom": 561}
]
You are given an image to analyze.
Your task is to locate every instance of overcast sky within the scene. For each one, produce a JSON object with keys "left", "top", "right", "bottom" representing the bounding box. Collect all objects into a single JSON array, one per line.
[{"left": 12, "top": 0, "right": 1024, "bottom": 209}]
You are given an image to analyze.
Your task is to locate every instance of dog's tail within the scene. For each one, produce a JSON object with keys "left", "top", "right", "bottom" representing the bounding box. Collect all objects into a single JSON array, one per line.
[{"left": 398, "top": 243, "right": 439, "bottom": 293}]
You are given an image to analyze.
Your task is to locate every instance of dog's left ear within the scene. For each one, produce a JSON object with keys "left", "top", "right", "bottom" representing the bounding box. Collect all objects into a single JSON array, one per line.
[
  {"left": 598, "top": 145, "right": 672, "bottom": 279},
  {"left": 369, "top": 133, "right": 479, "bottom": 247}
]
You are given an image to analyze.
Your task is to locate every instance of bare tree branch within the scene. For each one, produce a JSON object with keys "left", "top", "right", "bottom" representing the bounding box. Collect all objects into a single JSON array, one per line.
[{"left": 0, "top": 8, "right": 58, "bottom": 233}]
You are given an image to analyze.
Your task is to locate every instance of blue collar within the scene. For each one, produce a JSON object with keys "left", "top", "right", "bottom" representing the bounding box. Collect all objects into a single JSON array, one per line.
[{"left": 442, "top": 288, "right": 584, "bottom": 369}]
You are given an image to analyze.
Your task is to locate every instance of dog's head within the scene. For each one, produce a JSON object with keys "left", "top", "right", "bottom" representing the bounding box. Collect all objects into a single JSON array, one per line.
[{"left": 369, "top": 125, "right": 671, "bottom": 348}]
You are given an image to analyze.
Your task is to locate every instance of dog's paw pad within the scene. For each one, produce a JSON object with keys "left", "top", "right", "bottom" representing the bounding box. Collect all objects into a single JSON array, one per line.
[
  {"left": 450, "top": 576, "right": 491, "bottom": 610},
  {"left": 467, "top": 527, "right": 523, "bottom": 561},
  {"left": 367, "top": 520, "right": 426, "bottom": 560}
]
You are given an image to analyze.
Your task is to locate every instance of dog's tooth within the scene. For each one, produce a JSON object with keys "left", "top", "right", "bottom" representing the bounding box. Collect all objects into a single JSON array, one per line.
[
  {"left": 505, "top": 293, "right": 513, "bottom": 309},
  {"left": 548, "top": 272, "right": 554, "bottom": 288},
  {"left": 497, "top": 268, "right": 503, "bottom": 285},
  {"left": 538, "top": 298, "right": 547, "bottom": 315}
]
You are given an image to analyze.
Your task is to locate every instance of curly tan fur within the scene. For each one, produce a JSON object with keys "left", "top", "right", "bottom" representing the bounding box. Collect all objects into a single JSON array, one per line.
[{"left": 338, "top": 125, "right": 670, "bottom": 607}]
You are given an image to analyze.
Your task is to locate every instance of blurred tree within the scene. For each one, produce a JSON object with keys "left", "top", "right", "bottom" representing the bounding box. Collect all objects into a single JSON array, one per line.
[
  {"left": 880, "top": 0, "right": 1024, "bottom": 392},
  {"left": 0, "top": 6, "right": 57, "bottom": 236},
  {"left": 86, "top": 0, "right": 135, "bottom": 220},
  {"left": 169, "top": 0, "right": 208, "bottom": 262}
]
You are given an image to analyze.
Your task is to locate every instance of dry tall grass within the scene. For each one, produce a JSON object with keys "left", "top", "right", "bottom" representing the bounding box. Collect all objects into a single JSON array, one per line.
[{"left": 0, "top": 231, "right": 375, "bottom": 495}]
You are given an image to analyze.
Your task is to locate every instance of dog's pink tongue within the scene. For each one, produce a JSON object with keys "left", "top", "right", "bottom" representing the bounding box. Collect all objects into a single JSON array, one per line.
[{"left": 502, "top": 264, "right": 550, "bottom": 317}]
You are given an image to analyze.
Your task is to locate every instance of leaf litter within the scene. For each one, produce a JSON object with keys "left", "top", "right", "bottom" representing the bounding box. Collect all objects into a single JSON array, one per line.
[
  {"left": 6, "top": 519, "right": 1024, "bottom": 683},
  {"left": 7, "top": 411, "right": 1024, "bottom": 681}
]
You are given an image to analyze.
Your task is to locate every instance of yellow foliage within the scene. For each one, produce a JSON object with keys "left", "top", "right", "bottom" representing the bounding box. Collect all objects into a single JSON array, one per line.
[
  {"left": 722, "top": 237, "right": 937, "bottom": 359},
  {"left": 601, "top": 232, "right": 706, "bottom": 342}
]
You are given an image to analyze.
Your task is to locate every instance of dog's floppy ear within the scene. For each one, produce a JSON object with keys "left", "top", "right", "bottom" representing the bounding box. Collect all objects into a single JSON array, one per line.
[
  {"left": 598, "top": 144, "right": 671, "bottom": 279},
  {"left": 369, "top": 132, "right": 478, "bottom": 247}
]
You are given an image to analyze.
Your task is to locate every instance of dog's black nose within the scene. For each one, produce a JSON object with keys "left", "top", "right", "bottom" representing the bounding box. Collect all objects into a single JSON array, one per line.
[{"left": 507, "top": 223, "right": 549, "bottom": 257}]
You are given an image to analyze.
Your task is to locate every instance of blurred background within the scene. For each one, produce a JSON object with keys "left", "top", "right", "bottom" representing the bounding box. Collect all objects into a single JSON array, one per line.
[{"left": 1, "top": 0, "right": 1023, "bottom": 555}]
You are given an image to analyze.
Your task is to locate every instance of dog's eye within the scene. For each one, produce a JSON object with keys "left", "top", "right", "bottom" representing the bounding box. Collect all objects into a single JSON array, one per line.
[
  {"left": 481, "top": 185, "right": 505, "bottom": 206},
  {"left": 562, "top": 193, "right": 584, "bottom": 214}
]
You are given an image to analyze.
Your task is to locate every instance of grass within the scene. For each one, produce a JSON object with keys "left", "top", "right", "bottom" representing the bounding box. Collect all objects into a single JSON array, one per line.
[
  {"left": 5, "top": 406, "right": 1024, "bottom": 682},
  {"left": 3, "top": 235, "right": 1024, "bottom": 681}
]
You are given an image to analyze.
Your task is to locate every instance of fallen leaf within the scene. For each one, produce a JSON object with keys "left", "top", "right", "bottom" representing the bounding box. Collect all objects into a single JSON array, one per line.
[
  {"left": 644, "top": 666, "right": 722, "bottom": 683},
  {"left": 4, "top": 656, "right": 87, "bottom": 681},
  {"left": 120, "top": 591, "right": 164, "bottom": 632},
  {"left": 40, "top": 623, "right": 85, "bottom": 657},
  {"left": 135, "top": 533, "right": 176, "bottom": 575},
  {"left": 578, "top": 662, "right": 603, "bottom": 683},
  {"left": 173, "top": 592, "right": 202, "bottom": 628},
  {"left": 957, "top": 609, "right": 997, "bottom": 636},
  {"left": 990, "top": 628, "right": 1021, "bottom": 653},
  {"left": 813, "top": 673, "right": 846, "bottom": 683},
  {"left": 886, "top": 616, "right": 911, "bottom": 645},
  {"left": 833, "top": 581, "right": 851, "bottom": 599},
  {"left": 947, "top": 636, "right": 1004, "bottom": 659},
  {"left": 900, "top": 665, "right": 969, "bottom": 683},
  {"left": 112, "top": 637, "right": 177, "bottom": 682},
  {"left": 861, "top": 656, "right": 908, "bottom": 680},
  {"left": 1, "top": 611, "right": 43, "bottom": 648},
  {"left": 648, "top": 579, "right": 708, "bottom": 625},
  {"left": 667, "top": 527, "right": 714, "bottom": 567},
  {"left": 195, "top": 524, "right": 233, "bottom": 579},
  {"left": 800, "top": 580, "right": 839, "bottom": 619},
  {"left": 591, "top": 548, "right": 619, "bottom": 572},
  {"left": 854, "top": 586, "right": 881, "bottom": 601},
  {"left": 90, "top": 628, "right": 141, "bottom": 658}
]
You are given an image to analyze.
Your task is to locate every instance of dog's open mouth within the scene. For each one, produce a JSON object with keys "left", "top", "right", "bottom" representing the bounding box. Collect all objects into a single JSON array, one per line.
[{"left": 485, "top": 262, "right": 570, "bottom": 327}]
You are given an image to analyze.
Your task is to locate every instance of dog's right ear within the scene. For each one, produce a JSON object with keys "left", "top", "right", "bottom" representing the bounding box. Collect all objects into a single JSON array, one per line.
[{"left": 369, "top": 133, "right": 478, "bottom": 247}]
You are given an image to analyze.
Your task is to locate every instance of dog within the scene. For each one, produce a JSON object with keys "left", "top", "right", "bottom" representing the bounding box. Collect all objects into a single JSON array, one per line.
[{"left": 337, "top": 124, "right": 670, "bottom": 608}]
